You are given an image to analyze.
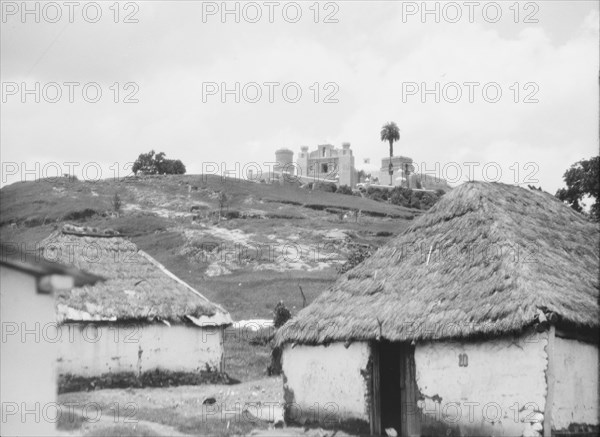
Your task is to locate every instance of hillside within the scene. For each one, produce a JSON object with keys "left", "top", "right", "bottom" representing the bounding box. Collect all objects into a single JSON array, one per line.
[{"left": 0, "top": 174, "right": 421, "bottom": 320}]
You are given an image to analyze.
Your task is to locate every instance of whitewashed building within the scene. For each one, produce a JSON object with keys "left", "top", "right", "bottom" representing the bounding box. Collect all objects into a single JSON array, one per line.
[
  {"left": 0, "top": 243, "right": 102, "bottom": 436},
  {"left": 276, "top": 182, "right": 599, "bottom": 437},
  {"left": 41, "top": 224, "right": 232, "bottom": 389}
]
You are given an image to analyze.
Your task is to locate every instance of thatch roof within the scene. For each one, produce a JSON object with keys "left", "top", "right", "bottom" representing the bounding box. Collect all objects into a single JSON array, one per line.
[
  {"left": 41, "top": 225, "right": 232, "bottom": 326},
  {"left": 276, "top": 182, "right": 600, "bottom": 345}
]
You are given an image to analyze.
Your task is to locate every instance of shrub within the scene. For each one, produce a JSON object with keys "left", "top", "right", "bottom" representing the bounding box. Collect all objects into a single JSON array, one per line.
[
  {"left": 273, "top": 301, "right": 292, "bottom": 328},
  {"left": 313, "top": 182, "right": 337, "bottom": 193},
  {"left": 336, "top": 184, "right": 353, "bottom": 195},
  {"left": 366, "top": 187, "right": 389, "bottom": 202},
  {"left": 132, "top": 150, "right": 186, "bottom": 175},
  {"left": 337, "top": 244, "right": 374, "bottom": 274},
  {"left": 268, "top": 301, "right": 292, "bottom": 376},
  {"left": 112, "top": 192, "right": 122, "bottom": 213}
]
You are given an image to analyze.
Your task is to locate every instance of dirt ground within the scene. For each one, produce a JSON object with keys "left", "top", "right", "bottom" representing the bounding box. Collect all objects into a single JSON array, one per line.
[
  {"left": 57, "top": 377, "right": 356, "bottom": 436},
  {"left": 58, "top": 377, "right": 282, "bottom": 435}
]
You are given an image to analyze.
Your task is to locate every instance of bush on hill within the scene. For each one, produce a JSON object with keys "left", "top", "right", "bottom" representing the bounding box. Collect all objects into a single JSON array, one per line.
[
  {"left": 336, "top": 184, "right": 354, "bottom": 195},
  {"left": 132, "top": 150, "right": 186, "bottom": 175}
]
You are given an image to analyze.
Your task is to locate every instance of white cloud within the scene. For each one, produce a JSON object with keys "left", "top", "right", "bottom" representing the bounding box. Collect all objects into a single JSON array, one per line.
[{"left": 1, "top": 1, "right": 598, "bottom": 193}]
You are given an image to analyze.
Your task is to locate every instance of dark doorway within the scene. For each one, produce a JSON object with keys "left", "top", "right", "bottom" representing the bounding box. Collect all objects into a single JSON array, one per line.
[
  {"left": 371, "top": 342, "right": 420, "bottom": 436},
  {"left": 380, "top": 341, "right": 403, "bottom": 433}
]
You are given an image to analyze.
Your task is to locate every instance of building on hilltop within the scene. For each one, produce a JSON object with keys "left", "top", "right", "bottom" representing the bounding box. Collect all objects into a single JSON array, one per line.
[
  {"left": 269, "top": 148, "right": 295, "bottom": 184},
  {"left": 271, "top": 143, "right": 357, "bottom": 187},
  {"left": 274, "top": 148, "right": 294, "bottom": 175},
  {"left": 379, "top": 155, "right": 415, "bottom": 187},
  {"left": 296, "top": 143, "right": 356, "bottom": 187}
]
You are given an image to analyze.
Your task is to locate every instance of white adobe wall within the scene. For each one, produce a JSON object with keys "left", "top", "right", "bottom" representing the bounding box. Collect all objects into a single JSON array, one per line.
[
  {"left": 282, "top": 342, "right": 370, "bottom": 424},
  {"left": 1, "top": 266, "right": 58, "bottom": 436},
  {"left": 415, "top": 331, "right": 548, "bottom": 437},
  {"left": 552, "top": 336, "right": 599, "bottom": 430},
  {"left": 57, "top": 323, "right": 224, "bottom": 377}
]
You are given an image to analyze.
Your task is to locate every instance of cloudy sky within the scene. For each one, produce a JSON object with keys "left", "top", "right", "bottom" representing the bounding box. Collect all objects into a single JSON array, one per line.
[{"left": 1, "top": 1, "right": 598, "bottom": 192}]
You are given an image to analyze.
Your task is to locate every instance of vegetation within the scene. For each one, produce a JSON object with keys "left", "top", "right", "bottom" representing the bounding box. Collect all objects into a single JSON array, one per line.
[
  {"left": 337, "top": 244, "right": 374, "bottom": 274},
  {"left": 217, "top": 191, "right": 229, "bottom": 217},
  {"left": 380, "top": 121, "right": 400, "bottom": 185},
  {"left": 273, "top": 301, "right": 292, "bottom": 328},
  {"left": 555, "top": 156, "right": 599, "bottom": 221},
  {"left": 132, "top": 150, "right": 186, "bottom": 175},
  {"left": 112, "top": 192, "right": 122, "bottom": 214},
  {"left": 357, "top": 169, "right": 370, "bottom": 183},
  {"left": 336, "top": 184, "right": 354, "bottom": 195},
  {"left": 364, "top": 186, "right": 441, "bottom": 210},
  {"left": 311, "top": 181, "right": 337, "bottom": 193}
]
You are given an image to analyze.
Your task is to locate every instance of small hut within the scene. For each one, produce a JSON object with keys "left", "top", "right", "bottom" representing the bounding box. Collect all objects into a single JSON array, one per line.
[
  {"left": 1, "top": 243, "right": 102, "bottom": 436},
  {"left": 276, "top": 182, "right": 599, "bottom": 437},
  {"left": 40, "top": 224, "right": 232, "bottom": 389}
]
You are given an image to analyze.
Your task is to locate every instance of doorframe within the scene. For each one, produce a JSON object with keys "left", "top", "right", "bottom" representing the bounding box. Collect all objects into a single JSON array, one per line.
[
  {"left": 370, "top": 341, "right": 421, "bottom": 436},
  {"left": 370, "top": 342, "right": 381, "bottom": 435}
]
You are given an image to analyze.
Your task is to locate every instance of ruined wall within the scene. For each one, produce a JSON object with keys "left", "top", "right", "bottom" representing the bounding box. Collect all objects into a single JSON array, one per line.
[
  {"left": 281, "top": 342, "right": 371, "bottom": 426},
  {"left": 552, "top": 336, "right": 599, "bottom": 431},
  {"left": 414, "top": 331, "right": 548, "bottom": 437},
  {"left": 57, "top": 323, "right": 224, "bottom": 377}
]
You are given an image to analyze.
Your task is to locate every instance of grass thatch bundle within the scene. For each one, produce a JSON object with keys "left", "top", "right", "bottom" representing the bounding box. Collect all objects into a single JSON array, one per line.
[
  {"left": 276, "top": 182, "right": 599, "bottom": 346},
  {"left": 41, "top": 225, "right": 231, "bottom": 325}
]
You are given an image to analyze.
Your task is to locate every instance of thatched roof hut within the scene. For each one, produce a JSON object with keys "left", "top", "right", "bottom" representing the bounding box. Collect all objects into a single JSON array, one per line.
[
  {"left": 41, "top": 224, "right": 231, "bottom": 326},
  {"left": 276, "top": 181, "right": 599, "bottom": 346}
]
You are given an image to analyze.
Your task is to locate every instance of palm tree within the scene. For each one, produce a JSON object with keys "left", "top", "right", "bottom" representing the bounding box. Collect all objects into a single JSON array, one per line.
[{"left": 380, "top": 122, "right": 400, "bottom": 185}]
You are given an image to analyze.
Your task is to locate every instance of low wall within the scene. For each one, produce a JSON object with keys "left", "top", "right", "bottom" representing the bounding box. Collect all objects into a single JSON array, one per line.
[
  {"left": 414, "top": 331, "right": 548, "bottom": 437},
  {"left": 552, "top": 336, "right": 599, "bottom": 431},
  {"left": 57, "top": 323, "right": 224, "bottom": 377},
  {"left": 281, "top": 342, "right": 371, "bottom": 428}
]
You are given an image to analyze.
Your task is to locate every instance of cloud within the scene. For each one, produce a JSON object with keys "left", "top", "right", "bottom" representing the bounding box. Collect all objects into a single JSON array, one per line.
[{"left": 1, "top": 1, "right": 598, "bottom": 193}]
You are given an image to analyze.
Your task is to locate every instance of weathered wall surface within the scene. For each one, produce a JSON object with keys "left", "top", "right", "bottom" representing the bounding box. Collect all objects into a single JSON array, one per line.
[
  {"left": 1, "top": 267, "right": 57, "bottom": 436},
  {"left": 282, "top": 342, "right": 370, "bottom": 424},
  {"left": 415, "top": 332, "right": 548, "bottom": 437},
  {"left": 57, "top": 323, "right": 223, "bottom": 376},
  {"left": 552, "top": 336, "right": 599, "bottom": 430}
]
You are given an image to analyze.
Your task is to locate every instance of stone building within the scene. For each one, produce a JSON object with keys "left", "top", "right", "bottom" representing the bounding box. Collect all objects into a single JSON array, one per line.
[
  {"left": 379, "top": 156, "right": 415, "bottom": 186},
  {"left": 274, "top": 148, "right": 295, "bottom": 176},
  {"left": 295, "top": 143, "right": 356, "bottom": 187}
]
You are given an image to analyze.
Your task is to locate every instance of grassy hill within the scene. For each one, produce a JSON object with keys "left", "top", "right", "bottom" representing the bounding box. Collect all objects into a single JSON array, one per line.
[{"left": 0, "top": 174, "right": 421, "bottom": 320}]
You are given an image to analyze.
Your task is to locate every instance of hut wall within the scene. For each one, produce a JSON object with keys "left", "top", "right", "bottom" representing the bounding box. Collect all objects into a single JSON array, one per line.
[
  {"left": 0, "top": 266, "right": 58, "bottom": 436},
  {"left": 57, "top": 323, "right": 224, "bottom": 377},
  {"left": 281, "top": 342, "right": 371, "bottom": 425},
  {"left": 414, "top": 331, "right": 548, "bottom": 437},
  {"left": 552, "top": 336, "right": 599, "bottom": 431}
]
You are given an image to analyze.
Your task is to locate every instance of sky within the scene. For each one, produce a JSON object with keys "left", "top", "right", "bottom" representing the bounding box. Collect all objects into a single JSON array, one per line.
[{"left": 1, "top": 0, "right": 599, "bottom": 193}]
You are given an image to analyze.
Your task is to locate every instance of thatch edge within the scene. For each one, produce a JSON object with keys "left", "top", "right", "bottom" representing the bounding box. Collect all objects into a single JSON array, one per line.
[{"left": 137, "top": 250, "right": 233, "bottom": 327}]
